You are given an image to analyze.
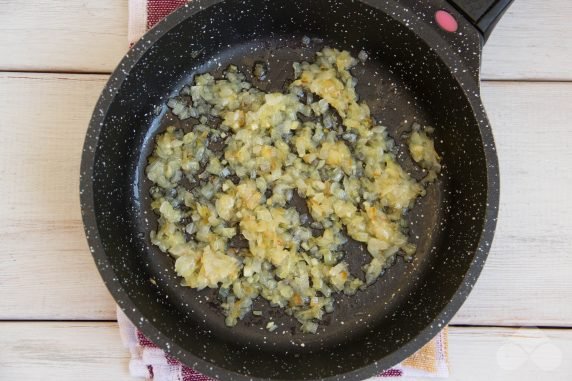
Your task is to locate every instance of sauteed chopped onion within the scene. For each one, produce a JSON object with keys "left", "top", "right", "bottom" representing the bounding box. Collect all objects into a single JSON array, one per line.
[{"left": 146, "top": 48, "right": 440, "bottom": 333}]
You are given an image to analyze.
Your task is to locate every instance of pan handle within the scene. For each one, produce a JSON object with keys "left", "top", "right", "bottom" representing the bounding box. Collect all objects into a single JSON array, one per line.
[{"left": 446, "top": 0, "right": 514, "bottom": 41}]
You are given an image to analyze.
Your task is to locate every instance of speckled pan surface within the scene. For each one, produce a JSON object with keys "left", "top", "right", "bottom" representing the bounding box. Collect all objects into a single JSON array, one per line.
[{"left": 80, "top": 0, "right": 500, "bottom": 380}]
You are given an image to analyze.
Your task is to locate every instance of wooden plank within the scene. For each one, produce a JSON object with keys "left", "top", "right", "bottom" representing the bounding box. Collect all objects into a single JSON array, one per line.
[
  {"left": 0, "top": 322, "right": 131, "bottom": 381},
  {"left": 0, "top": 73, "right": 116, "bottom": 320},
  {"left": 447, "top": 327, "right": 572, "bottom": 381},
  {"left": 1, "top": 323, "right": 571, "bottom": 380},
  {"left": 0, "top": 0, "right": 128, "bottom": 73},
  {"left": 0, "top": 74, "right": 571, "bottom": 326},
  {"left": 481, "top": 0, "right": 572, "bottom": 81},
  {"left": 453, "top": 82, "right": 572, "bottom": 326},
  {"left": 0, "top": 0, "right": 571, "bottom": 80}
]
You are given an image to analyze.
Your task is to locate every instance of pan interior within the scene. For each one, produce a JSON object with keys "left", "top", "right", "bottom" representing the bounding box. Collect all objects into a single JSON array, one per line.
[{"left": 91, "top": 0, "right": 488, "bottom": 379}]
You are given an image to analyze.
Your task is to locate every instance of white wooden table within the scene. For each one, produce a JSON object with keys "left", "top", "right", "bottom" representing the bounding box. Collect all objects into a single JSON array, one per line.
[{"left": 0, "top": 1, "right": 571, "bottom": 380}]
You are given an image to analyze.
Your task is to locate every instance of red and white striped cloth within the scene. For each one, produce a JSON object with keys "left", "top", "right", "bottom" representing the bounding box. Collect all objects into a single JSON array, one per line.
[{"left": 123, "top": 1, "right": 450, "bottom": 379}]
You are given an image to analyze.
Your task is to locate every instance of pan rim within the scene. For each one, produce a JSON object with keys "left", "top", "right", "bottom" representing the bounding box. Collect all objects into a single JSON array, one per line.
[{"left": 79, "top": 0, "right": 499, "bottom": 379}]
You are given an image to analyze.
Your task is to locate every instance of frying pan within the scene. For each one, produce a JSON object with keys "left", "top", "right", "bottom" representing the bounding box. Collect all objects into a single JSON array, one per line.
[{"left": 80, "top": 0, "right": 511, "bottom": 379}]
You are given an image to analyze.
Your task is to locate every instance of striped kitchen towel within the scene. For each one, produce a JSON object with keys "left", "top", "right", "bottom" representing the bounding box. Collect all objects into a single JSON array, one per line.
[{"left": 123, "top": 1, "right": 450, "bottom": 379}]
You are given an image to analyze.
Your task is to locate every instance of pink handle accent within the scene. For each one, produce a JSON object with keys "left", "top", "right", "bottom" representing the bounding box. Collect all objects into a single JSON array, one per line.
[{"left": 435, "top": 10, "right": 459, "bottom": 33}]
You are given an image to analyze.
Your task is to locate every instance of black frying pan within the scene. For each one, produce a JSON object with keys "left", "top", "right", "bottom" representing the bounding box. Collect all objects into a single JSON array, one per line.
[{"left": 80, "top": 0, "right": 511, "bottom": 379}]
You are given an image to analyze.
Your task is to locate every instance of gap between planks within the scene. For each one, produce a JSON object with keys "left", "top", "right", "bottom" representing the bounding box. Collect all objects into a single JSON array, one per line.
[{"left": 5, "top": 70, "right": 572, "bottom": 84}]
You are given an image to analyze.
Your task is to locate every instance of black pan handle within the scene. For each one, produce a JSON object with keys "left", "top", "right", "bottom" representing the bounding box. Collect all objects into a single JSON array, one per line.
[{"left": 446, "top": 0, "right": 514, "bottom": 41}]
